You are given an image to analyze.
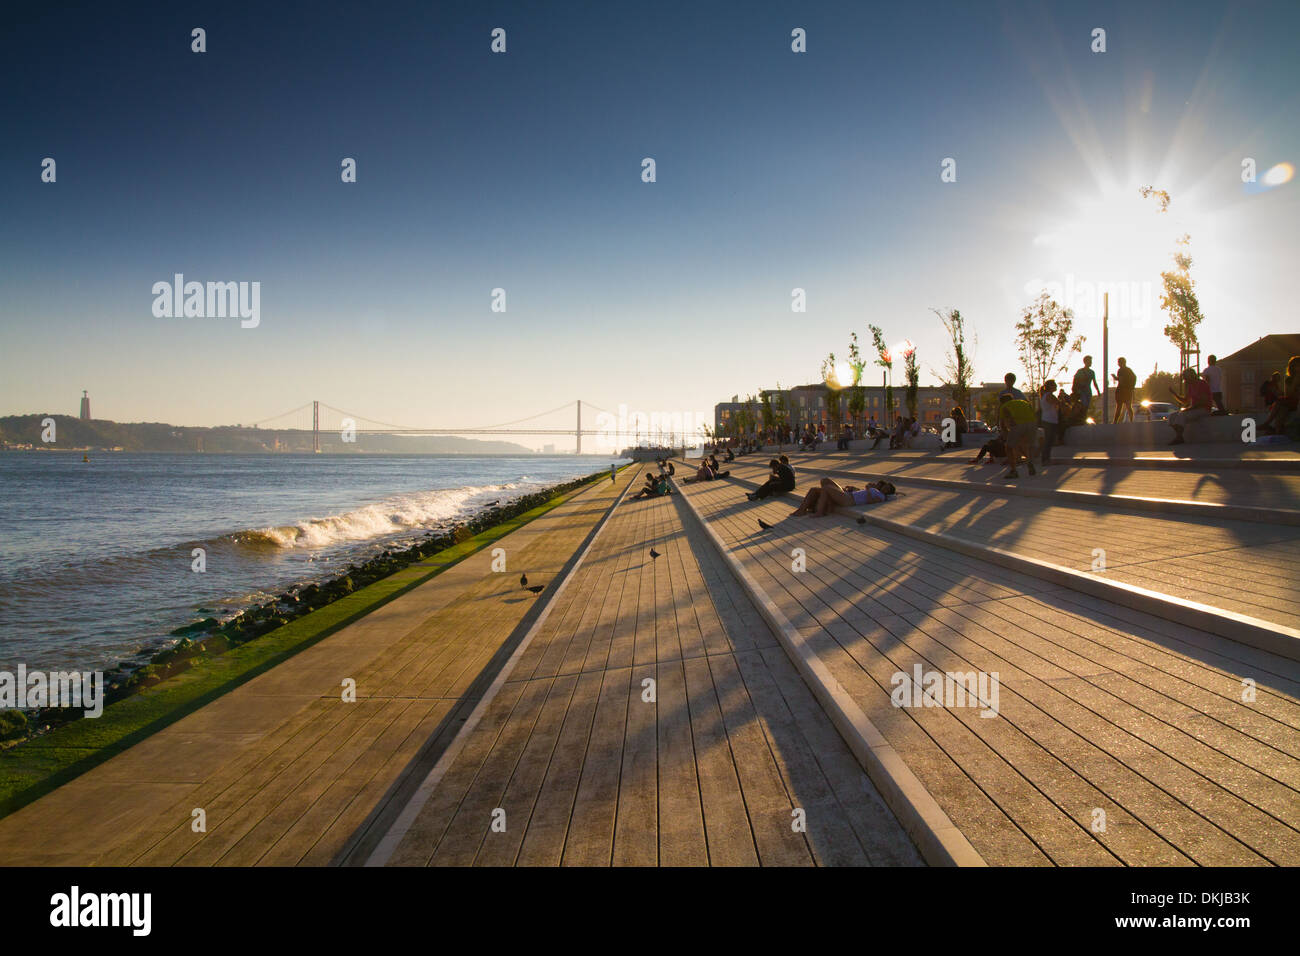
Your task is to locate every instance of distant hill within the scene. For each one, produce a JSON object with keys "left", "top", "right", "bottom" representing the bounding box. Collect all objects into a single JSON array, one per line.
[{"left": 0, "top": 414, "right": 536, "bottom": 455}]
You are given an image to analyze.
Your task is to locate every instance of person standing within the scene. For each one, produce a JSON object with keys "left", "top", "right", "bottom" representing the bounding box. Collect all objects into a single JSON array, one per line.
[
  {"left": 1112, "top": 357, "right": 1137, "bottom": 423},
  {"left": 1071, "top": 355, "right": 1101, "bottom": 415},
  {"left": 998, "top": 372, "right": 1026, "bottom": 404},
  {"left": 610, "top": 463, "right": 617, "bottom": 483},
  {"left": 999, "top": 396, "right": 1039, "bottom": 479},
  {"left": 1039, "top": 381, "right": 1061, "bottom": 466},
  {"left": 1202, "top": 355, "right": 1227, "bottom": 414}
]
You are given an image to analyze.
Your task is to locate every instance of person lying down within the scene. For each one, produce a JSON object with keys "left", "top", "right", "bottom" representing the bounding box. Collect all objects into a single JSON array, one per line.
[{"left": 791, "top": 477, "right": 896, "bottom": 517}]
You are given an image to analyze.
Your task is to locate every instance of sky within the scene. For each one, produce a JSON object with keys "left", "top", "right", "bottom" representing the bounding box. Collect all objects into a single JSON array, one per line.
[{"left": 2, "top": 0, "right": 1297, "bottom": 451}]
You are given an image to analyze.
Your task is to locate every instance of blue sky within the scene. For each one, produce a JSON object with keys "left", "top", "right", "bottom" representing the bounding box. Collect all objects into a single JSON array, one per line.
[{"left": 2, "top": 0, "right": 1297, "bottom": 448}]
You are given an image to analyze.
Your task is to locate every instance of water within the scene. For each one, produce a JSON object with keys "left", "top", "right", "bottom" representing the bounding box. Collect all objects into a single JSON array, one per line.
[{"left": 0, "top": 454, "right": 626, "bottom": 673}]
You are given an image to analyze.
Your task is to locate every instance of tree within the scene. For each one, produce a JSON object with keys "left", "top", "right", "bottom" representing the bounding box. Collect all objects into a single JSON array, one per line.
[
  {"left": 773, "top": 383, "right": 789, "bottom": 442},
  {"left": 868, "top": 325, "right": 895, "bottom": 425},
  {"left": 1138, "top": 368, "right": 1179, "bottom": 407},
  {"left": 759, "top": 389, "right": 775, "bottom": 437},
  {"left": 1015, "top": 291, "right": 1084, "bottom": 403},
  {"left": 1141, "top": 186, "right": 1204, "bottom": 371},
  {"left": 901, "top": 342, "right": 920, "bottom": 420},
  {"left": 846, "top": 332, "right": 867, "bottom": 435},
  {"left": 932, "top": 307, "right": 975, "bottom": 416},
  {"left": 1158, "top": 234, "right": 1204, "bottom": 371}
]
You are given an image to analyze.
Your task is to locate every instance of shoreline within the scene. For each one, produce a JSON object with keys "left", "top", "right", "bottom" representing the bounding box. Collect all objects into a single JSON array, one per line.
[{"left": 0, "top": 468, "right": 616, "bottom": 758}]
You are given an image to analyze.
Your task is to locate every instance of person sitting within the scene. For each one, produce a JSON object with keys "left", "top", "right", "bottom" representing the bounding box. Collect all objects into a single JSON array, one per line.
[
  {"left": 747, "top": 456, "right": 796, "bottom": 500},
  {"left": 791, "top": 478, "right": 896, "bottom": 517},
  {"left": 631, "top": 472, "right": 671, "bottom": 500},
  {"left": 969, "top": 435, "right": 1007, "bottom": 465},
  {"left": 888, "top": 418, "right": 908, "bottom": 449},
  {"left": 944, "top": 406, "right": 967, "bottom": 448},
  {"left": 723, "top": 446, "right": 735, "bottom": 462},
  {"left": 1167, "top": 367, "right": 1213, "bottom": 445}
]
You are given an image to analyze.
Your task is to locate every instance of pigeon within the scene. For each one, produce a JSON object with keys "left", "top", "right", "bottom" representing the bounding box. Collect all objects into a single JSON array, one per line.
[
  {"left": 857, "top": 516, "right": 867, "bottom": 524},
  {"left": 649, "top": 548, "right": 661, "bottom": 560},
  {"left": 520, "top": 572, "right": 528, "bottom": 587},
  {"left": 758, "top": 519, "right": 774, "bottom": 531},
  {"left": 525, "top": 585, "right": 545, "bottom": 594}
]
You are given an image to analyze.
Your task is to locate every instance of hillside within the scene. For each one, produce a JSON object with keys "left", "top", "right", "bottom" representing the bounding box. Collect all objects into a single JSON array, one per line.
[{"left": 0, "top": 415, "right": 536, "bottom": 455}]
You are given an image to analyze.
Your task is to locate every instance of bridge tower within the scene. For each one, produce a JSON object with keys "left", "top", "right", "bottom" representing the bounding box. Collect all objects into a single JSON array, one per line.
[
  {"left": 576, "top": 400, "right": 581, "bottom": 455},
  {"left": 313, "top": 400, "right": 320, "bottom": 454}
]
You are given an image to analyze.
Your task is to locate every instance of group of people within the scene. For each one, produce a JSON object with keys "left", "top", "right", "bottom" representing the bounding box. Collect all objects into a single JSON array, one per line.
[{"left": 1258, "top": 355, "right": 1300, "bottom": 438}]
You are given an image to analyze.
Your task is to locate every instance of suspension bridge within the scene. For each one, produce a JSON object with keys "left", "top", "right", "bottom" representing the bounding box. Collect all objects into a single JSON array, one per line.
[{"left": 250, "top": 400, "right": 692, "bottom": 453}]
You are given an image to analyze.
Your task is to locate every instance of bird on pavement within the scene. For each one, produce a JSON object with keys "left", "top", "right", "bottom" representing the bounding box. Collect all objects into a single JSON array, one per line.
[
  {"left": 520, "top": 572, "right": 528, "bottom": 587},
  {"left": 649, "top": 548, "right": 661, "bottom": 560},
  {"left": 857, "top": 516, "right": 867, "bottom": 524}
]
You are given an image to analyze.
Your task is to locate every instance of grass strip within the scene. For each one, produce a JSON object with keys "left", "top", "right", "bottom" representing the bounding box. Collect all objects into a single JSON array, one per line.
[{"left": 0, "top": 468, "right": 620, "bottom": 819}]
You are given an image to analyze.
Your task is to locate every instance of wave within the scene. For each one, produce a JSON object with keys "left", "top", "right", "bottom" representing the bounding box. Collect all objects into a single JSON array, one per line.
[{"left": 226, "top": 482, "right": 530, "bottom": 551}]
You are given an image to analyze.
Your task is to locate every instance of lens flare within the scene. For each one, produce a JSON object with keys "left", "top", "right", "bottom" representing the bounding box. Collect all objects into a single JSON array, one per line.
[{"left": 1263, "top": 162, "right": 1295, "bottom": 187}]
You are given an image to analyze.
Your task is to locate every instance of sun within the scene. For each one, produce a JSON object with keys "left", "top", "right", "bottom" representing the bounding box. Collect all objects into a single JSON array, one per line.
[{"left": 1032, "top": 185, "right": 1184, "bottom": 282}]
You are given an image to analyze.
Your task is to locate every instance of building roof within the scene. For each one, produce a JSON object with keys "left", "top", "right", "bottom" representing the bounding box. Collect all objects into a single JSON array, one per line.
[{"left": 1218, "top": 334, "right": 1300, "bottom": 365}]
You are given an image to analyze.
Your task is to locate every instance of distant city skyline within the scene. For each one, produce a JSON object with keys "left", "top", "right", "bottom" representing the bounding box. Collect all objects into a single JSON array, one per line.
[{"left": 2, "top": 0, "right": 1297, "bottom": 450}]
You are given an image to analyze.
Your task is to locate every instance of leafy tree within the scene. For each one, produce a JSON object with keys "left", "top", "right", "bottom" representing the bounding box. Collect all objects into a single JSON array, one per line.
[
  {"left": 1141, "top": 186, "right": 1204, "bottom": 371},
  {"left": 932, "top": 307, "right": 975, "bottom": 416},
  {"left": 759, "top": 390, "right": 775, "bottom": 436},
  {"left": 901, "top": 342, "right": 920, "bottom": 419},
  {"left": 846, "top": 332, "right": 867, "bottom": 434},
  {"left": 1138, "top": 369, "right": 1180, "bottom": 407},
  {"left": 1015, "top": 291, "right": 1085, "bottom": 404},
  {"left": 868, "top": 324, "right": 895, "bottom": 425}
]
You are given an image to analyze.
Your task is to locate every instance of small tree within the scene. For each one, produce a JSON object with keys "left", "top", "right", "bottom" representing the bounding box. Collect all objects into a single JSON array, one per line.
[
  {"left": 1158, "top": 234, "right": 1204, "bottom": 371},
  {"left": 847, "top": 332, "right": 866, "bottom": 435},
  {"left": 773, "top": 383, "right": 789, "bottom": 443},
  {"left": 1141, "top": 186, "right": 1204, "bottom": 370},
  {"left": 901, "top": 342, "right": 920, "bottom": 420},
  {"left": 868, "top": 325, "right": 895, "bottom": 425},
  {"left": 820, "top": 354, "right": 845, "bottom": 434},
  {"left": 932, "top": 307, "right": 975, "bottom": 417},
  {"left": 1138, "top": 368, "right": 1180, "bottom": 407},
  {"left": 1015, "top": 291, "right": 1084, "bottom": 404}
]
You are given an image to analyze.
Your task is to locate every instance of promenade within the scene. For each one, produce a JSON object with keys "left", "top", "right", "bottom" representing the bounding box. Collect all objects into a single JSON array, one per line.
[{"left": 2, "top": 446, "right": 1297, "bottom": 866}]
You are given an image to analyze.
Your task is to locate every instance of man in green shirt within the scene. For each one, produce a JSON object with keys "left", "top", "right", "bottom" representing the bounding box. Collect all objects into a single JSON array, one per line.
[{"left": 998, "top": 397, "right": 1039, "bottom": 479}]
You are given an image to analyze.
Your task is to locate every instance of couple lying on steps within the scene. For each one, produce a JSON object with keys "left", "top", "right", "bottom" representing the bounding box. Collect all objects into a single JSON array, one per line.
[{"left": 792, "top": 478, "right": 897, "bottom": 517}]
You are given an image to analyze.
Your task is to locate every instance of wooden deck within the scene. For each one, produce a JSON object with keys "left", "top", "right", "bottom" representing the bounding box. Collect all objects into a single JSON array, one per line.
[
  {"left": 372, "top": 481, "right": 920, "bottom": 866},
  {"left": 0, "top": 468, "right": 638, "bottom": 865},
  {"left": 670, "top": 458, "right": 1300, "bottom": 865},
  {"left": 6, "top": 449, "right": 1297, "bottom": 867}
]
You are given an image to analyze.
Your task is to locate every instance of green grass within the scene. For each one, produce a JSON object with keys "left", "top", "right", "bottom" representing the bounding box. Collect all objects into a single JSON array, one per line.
[{"left": 0, "top": 469, "right": 618, "bottom": 819}]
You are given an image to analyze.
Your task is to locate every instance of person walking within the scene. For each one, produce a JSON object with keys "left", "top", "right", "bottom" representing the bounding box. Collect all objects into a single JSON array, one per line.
[
  {"left": 610, "top": 463, "right": 617, "bottom": 483},
  {"left": 1112, "top": 357, "right": 1136, "bottom": 423},
  {"left": 1071, "top": 355, "right": 1101, "bottom": 416},
  {"left": 1202, "top": 355, "right": 1227, "bottom": 415},
  {"left": 1039, "top": 381, "right": 1061, "bottom": 467}
]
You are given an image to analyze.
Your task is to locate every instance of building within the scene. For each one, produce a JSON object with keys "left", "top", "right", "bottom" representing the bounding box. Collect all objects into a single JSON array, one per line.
[
  {"left": 715, "top": 383, "right": 960, "bottom": 438},
  {"left": 79, "top": 390, "right": 90, "bottom": 420},
  {"left": 1215, "top": 334, "right": 1300, "bottom": 412}
]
